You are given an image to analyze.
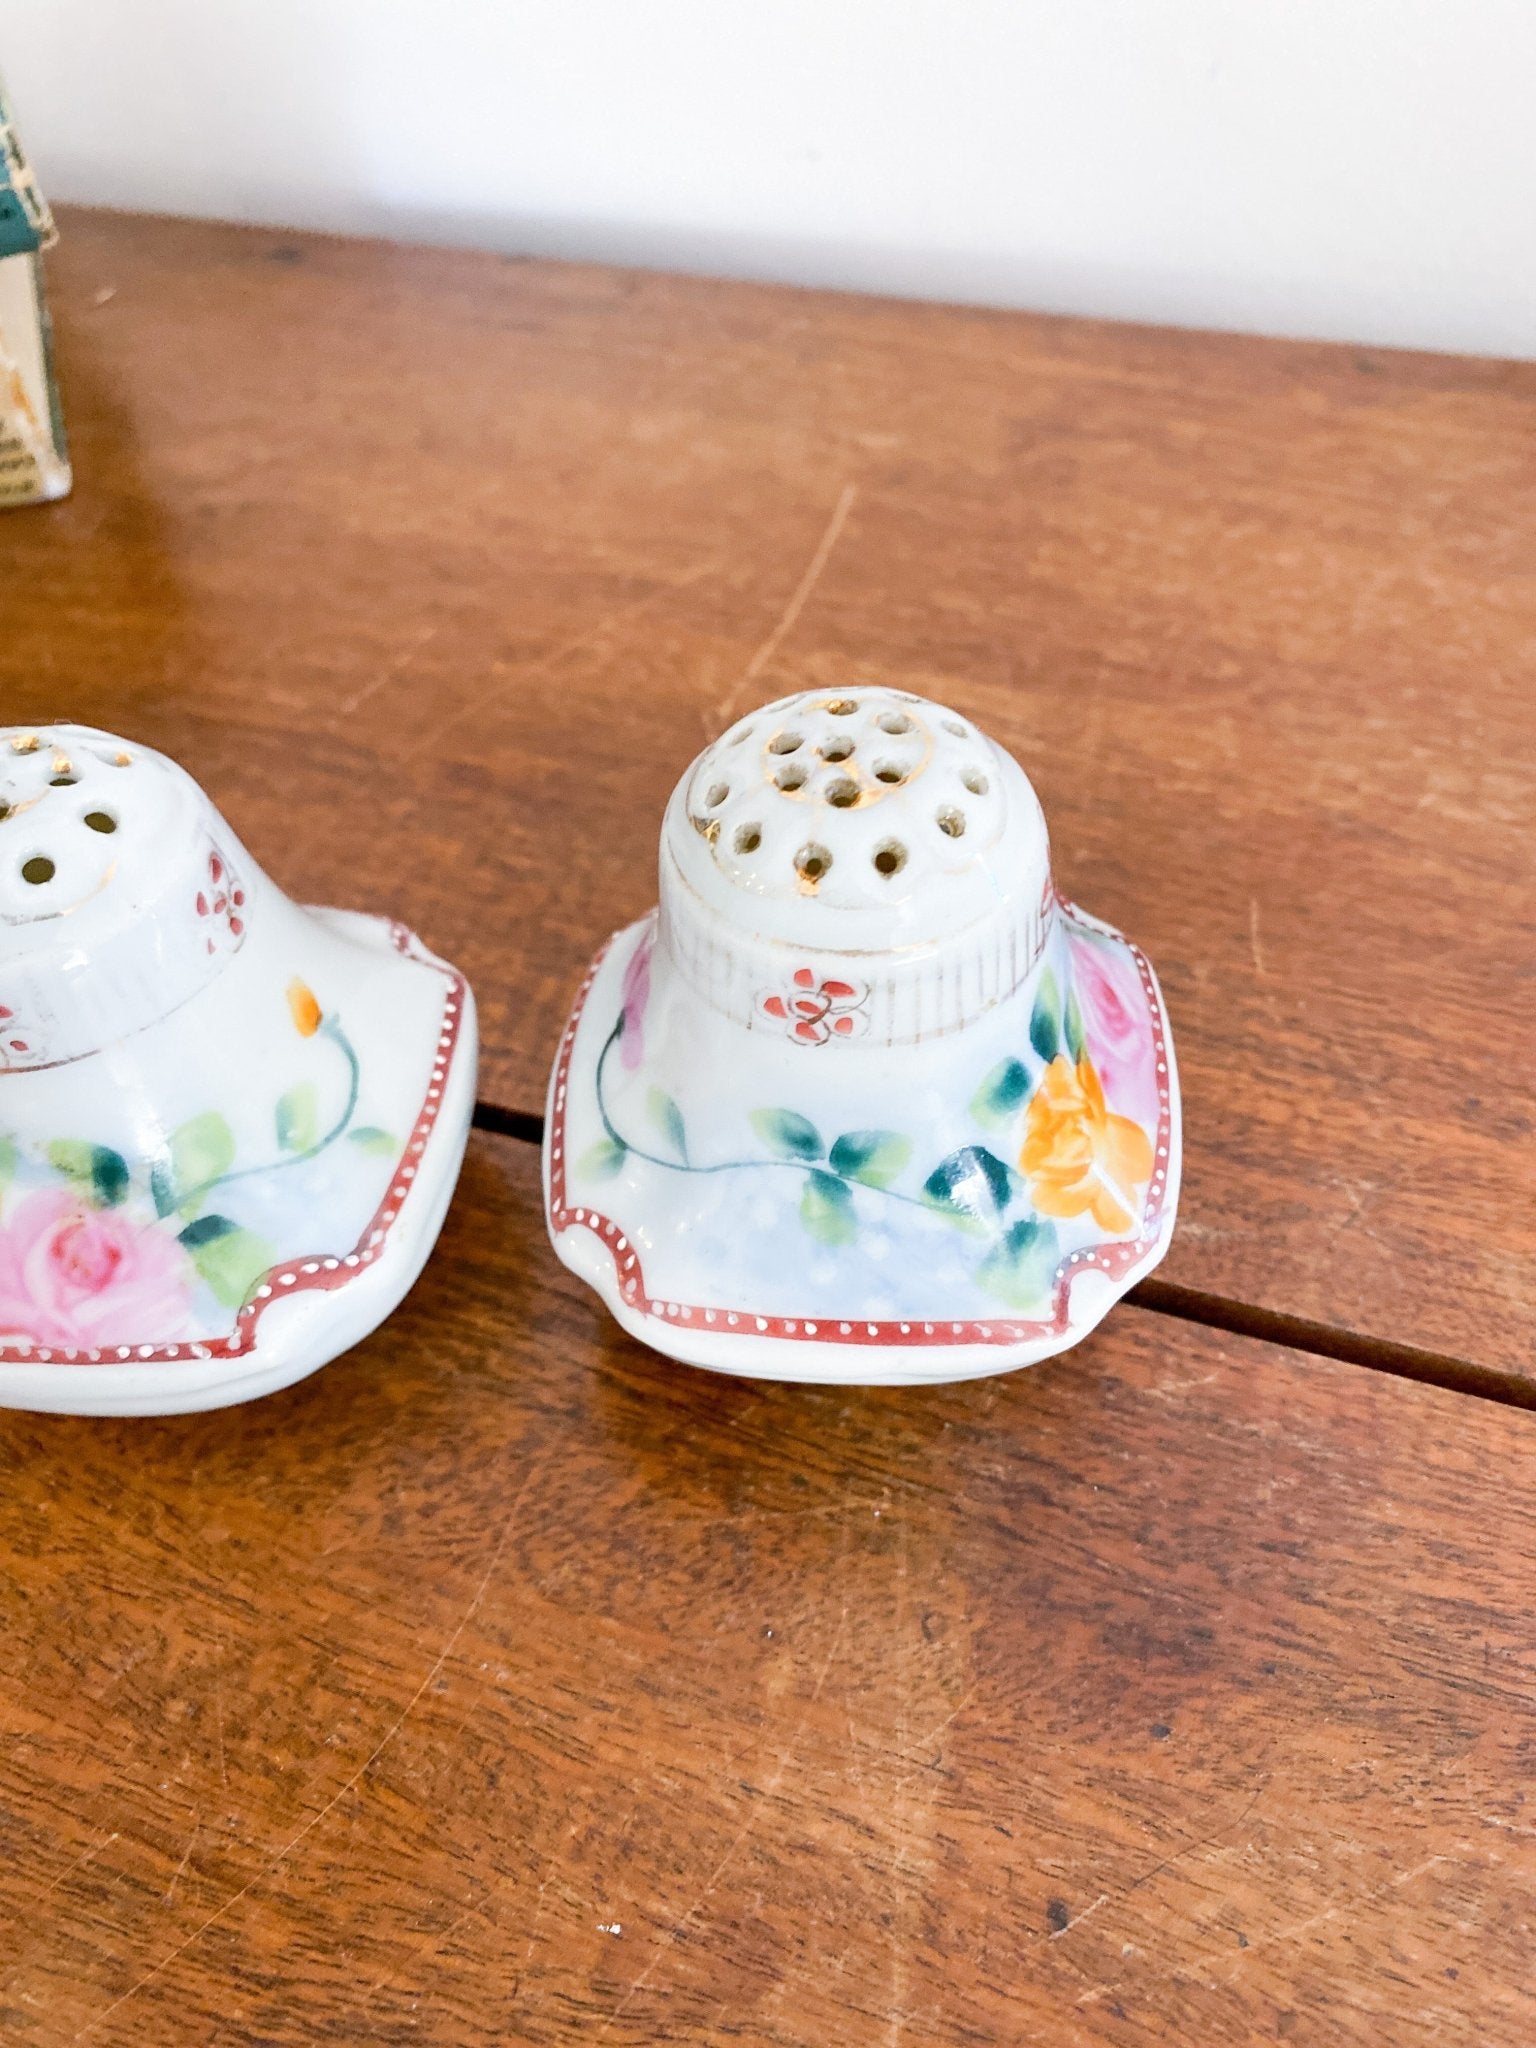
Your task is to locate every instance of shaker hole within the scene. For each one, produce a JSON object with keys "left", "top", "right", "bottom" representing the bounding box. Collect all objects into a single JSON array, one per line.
[
  {"left": 942, "top": 719, "right": 968, "bottom": 738},
  {"left": 50, "top": 775, "right": 78, "bottom": 787},
  {"left": 84, "top": 810, "right": 118, "bottom": 834},
  {"left": 936, "top": 805, "right": 966, "bottom": 838},
  {"left": 873, "top": 760, "right": 907, "bottom": 785},
  {"left": 877, "top": 711, "right": 913, "bottom": 735},
  {"left": 795, "top": 843, "right": 832, "bottom": 883},
  {"left": 727, "top": 724, "right": 755, "bottom": 747},
  {"left": 823, "top": 699, "right": 858, "bottom": 716},
  {"left": 961, "top": 767, "right": 989, "bottom": 795},
  {"left": 705, "top": 781, "right": 730, "bottom": 808},
  {"left": 819, "top": 737, "right": 855, "bottom": 762},
  {"left": 734, "top": 823, "right": 762, "bottom": 855},
  {"left": 768, "top": 731, "right": 804, "bottom": 756},
  {"left": 774, "top": 763, "right": 808, "bottom": 792},
  {"left": 21, "top": 855, "right": 55, "bottom": 884},
  {"left": 873, "top": 840, "right": 907, "bottom": 877},
  {"left": 825, "top": 777, "right": 860, "bottom": 808}
]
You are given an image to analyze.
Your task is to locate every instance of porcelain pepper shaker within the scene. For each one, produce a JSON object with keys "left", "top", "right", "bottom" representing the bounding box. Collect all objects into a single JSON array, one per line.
[
  {"left": 546, "top": 688, "right": 1180, "bottom": 1384},
  {"left": 0, "top": 725, "right": 477, "bottom": 1414}
]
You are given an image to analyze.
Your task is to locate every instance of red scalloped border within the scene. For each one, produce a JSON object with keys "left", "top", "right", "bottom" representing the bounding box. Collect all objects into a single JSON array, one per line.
[
  {"left": 0, "top": 923, "right": 467, "bottom": 1371},
  {"left": 548, "top": 896, "right": 1175, "bottom": 1350}
]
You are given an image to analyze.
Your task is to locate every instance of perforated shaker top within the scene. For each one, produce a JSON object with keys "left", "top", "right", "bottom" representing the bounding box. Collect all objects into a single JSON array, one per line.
[
  {"left": 659, "top": 689, "right": 1055, "bottom": 1044},
  {"left": 0, "top": 725, "right": 253, "bottom": 1069}
]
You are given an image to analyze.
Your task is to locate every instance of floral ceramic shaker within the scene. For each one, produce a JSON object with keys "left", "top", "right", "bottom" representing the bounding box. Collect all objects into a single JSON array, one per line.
[
  {"left": 0, "top": 725, "right": 477, "bottom": 1414},
  {"left": 545, "top": 688, "right": 1180, "bottom": 1384}
]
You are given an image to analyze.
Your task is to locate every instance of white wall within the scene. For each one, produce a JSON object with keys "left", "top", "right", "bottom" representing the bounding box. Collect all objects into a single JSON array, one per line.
[{"left": 3, "top": 0, "right": 1533, "bottom": 358}]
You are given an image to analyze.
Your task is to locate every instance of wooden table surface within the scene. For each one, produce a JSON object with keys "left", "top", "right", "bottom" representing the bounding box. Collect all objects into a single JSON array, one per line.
[
  {"left": 0, "top": 209, "right": 1533, "bottom": 2043},
  {"left": 4, "top": 1137, "right": 1536, "bottom": 2048}
]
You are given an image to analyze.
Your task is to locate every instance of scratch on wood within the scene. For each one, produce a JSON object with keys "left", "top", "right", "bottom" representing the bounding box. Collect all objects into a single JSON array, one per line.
[
  {"left": 1480, "top": 1813, "right": 1536, "bottom": 1839},
  {"left": 212, "top": 1673, "right": 228, "bottom": 1791},
  {"left": 595, "top": 1597, "right": 850, "bottom": 2037},
  {"left": 1211, "top": 1853, "right": 1449, "bottom": 1982},
  {"left": 164, "top": 1822, "right": 199, "bottom": 1905},
  {"left": 333, "top": 622, "right": 440, "bottom": 722},
  {"left": 1127, "top": 1777, "right": 1269, "bottom": 1896},
  {"left": 1147, "top": 1370, "right": 1221, "bottom": 1401},
  {"left": 1331, "top": 1175, "right": 1394, "bottom": 1251},
  {"left": 363, "top": 1896, "right": 483, "bottom": 2010},
  {"left": 32, "top": 1830, "right": 120, "bottom": 1906},
  {"left": 432, "top": 558, "right": 718, "bottom": 744},
  {"left": 902, "top": 1685, "right": 977, "bottom": 1761},
  {"left": 1050, "top": 1892, "right": 1109, "bottom": 1939},
  {"left": 886, "top": 1512, "right": 911, "bottom": 2048},
  {"left": 504, "top": 1812, "right": 586, "bottom": 2014},
  {"left": 1248, "top": 898, "right": 1267, "bottom": 979},
  {"left": 1076, "top": 1975, "right": 1128, "bottom": 2009},
  {"left": 714, "top": 483, "right": 858, "bottom": 729},
  {"left": 69, "top": 1471, "right": 533, "bottom": 2042}
]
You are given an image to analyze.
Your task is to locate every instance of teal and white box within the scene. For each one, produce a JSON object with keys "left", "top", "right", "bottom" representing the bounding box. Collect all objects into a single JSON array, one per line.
[{"left": 0, "top": 78, "right": 69, "bottom": 508}]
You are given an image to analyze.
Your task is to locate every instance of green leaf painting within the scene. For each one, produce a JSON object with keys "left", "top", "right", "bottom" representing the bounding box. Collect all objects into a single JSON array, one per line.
[
  {"left": 577, "top": 1137, "right": 628, "bottom": 1180},
  {"left": 1029, "top": 969, "right": 1062, "bottom": 1065},
  {"left": 177, "top": 1214, "right": 236, "bottom": 1251},
  {"left": 46, "top": 1139, "right": 129, "bottom": 1209},
  {"left": 969, "top": 1058, "right": 1031, "bottom": 1132},
  {"left": 177, "top": 1214, "right": 276, "bottom": 1309},
  {"left": 828, "top": 1130, "right": 911, "bottom": 1189},
  {"left": 1063, "top": 986, "right": 1086, "bottom": 1064},
  {"left": 275, "top": 1080, "right": 319, "bottom": 1154},
  {"left": 93, "top": 1148, "right": 131, "bottom": 1208},
  {"left": 923, "top": 1145, "right": 1014, "bottom": 1229},
  {"left": 800, "top": 1169, "right": 857, "bottom": 1246},
  {"left": 2, "top": 1003, "right": 380, "bottom": 1333},
  {"left": 978, "top": 1215, "right": 1060, "bottom": 1310},
  {"left": 579, "top": 953, "right": 1135, "bottom": 1327},
  {"left": 168, "top": 1111, "right": 236, "bottom": 1207},
  {"left": 47, "top": 1141, "right": 97, "bottom": 1187},
  {"left": 647, "top": 1087, "right": 689, "bottom": 1163},
  {"left": 347, "top": 1126, "right": 397, "bottom": 1156},
  {"left": 750, "top": 1108, "right": 823, "bottom": 1161}
]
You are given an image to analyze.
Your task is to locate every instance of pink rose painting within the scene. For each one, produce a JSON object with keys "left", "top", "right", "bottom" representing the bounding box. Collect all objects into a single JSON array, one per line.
[
  {"left": 0, "top": 1189, "right": 195, "bottom": 1349},
  {"left": 618, "top": 927, "right": 655, "bottom": 1071},
  {"left": 1067, "top": 930, "right": 1159, "bottom": 1131}
]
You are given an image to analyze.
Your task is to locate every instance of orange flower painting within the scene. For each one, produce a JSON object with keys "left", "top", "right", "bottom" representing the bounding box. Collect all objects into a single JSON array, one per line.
[
  {"left": 286, "top": 978, "right": 322, "bottom": 1038},
  {"left": 1020, "top": 1053, "right": 1153, "bottom": 1235}
]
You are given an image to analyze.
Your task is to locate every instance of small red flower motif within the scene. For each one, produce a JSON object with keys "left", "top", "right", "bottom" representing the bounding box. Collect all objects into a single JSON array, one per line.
[
  {"left": 761, "top": 967, "right": 868, "bottom": 1045},
  {"left": 0, "top": 1000, "right": 35, "bottom": 1066},
  {"left": 194, "top": 843, "right": 248, "bottom": 956}
]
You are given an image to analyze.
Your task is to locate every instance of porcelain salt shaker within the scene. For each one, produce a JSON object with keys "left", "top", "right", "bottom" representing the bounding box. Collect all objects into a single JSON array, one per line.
[
  {"left": 0, "top": 724, "right": 477, "bottom": 1413},
  {"left": 545, "top": 687, "right": 1180, "bottom": 1384}
]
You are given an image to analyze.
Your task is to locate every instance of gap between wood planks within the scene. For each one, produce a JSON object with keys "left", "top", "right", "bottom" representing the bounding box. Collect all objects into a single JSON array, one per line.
[{"left": 470, "top": 1100, "right": 1536, "bottom": 1415}]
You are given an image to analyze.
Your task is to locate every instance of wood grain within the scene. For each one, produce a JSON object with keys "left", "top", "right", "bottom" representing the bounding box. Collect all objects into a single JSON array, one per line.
[
  {"left": 2, "top": 210, "right": 1533, "bottom": 1375},
  {"left": 0, "top": 1132, "right": 1533, "bottom": 2044}
]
